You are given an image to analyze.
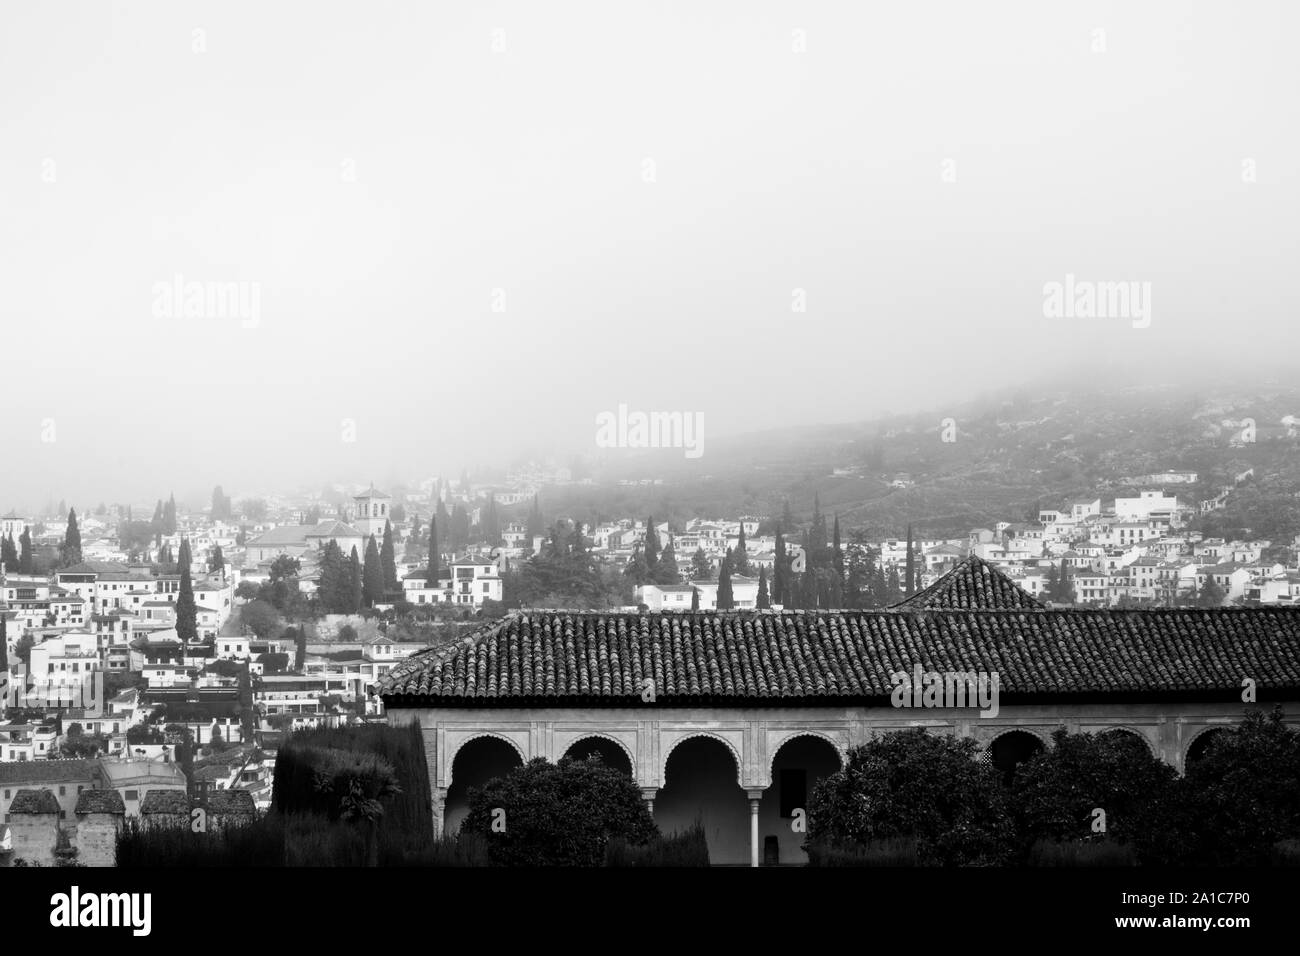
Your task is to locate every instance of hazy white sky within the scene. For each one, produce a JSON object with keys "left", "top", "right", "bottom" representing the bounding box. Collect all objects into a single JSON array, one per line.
[{"left": 1, "top": 1, "right": 1296, "bottom": 509}]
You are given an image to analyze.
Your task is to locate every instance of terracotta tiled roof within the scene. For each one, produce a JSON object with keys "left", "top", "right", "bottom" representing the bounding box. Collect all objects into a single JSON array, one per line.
[
  {"left": 9, "top": 789, "right": 60, "bottom": 814},
  {"left": 75, "top": 789, "right": 125, "bottom": 814},
  {"left": 140, "top": 790, "right": 190, "bottom": 814},
  {"left": 377, "top": 606, "right": 1300, "bottom": 705},
  {"left": 892, "top": 556, "right": 1043, "bottom": 610},
  {"left": 0, "top": 759, "right": 98, "bottom": 786},
  {"left": 207, "top": 790, "right": 255, "bottom": 815}
]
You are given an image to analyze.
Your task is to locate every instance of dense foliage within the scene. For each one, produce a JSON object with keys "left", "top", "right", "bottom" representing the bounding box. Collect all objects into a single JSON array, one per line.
[
  {"left": 807, "top": 729, "right": 1016, "bottom": 865},
  {"left": 460, "top": 755, "right": 658, "bottom": 866}
]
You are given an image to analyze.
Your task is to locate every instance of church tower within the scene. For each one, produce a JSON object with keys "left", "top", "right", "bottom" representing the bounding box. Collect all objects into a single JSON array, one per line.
[{"left": 352, "top": 485, "right": 391, "bottom": 538}]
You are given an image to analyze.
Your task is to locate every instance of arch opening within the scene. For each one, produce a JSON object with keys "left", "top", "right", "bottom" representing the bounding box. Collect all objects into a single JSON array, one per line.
[
  {"left": 988, "top": 730, "right": 1045, "bottom": 784},
  {"left": 444, "top": 736, "right": 523, "bottom": 836},
  {"left": 562, "top": 736, "right": 633, "bottom": 777},
  {"left": 655, "top": 736, "right": 747, "bottom": 865},
  {"left": 762, "top": 734, "right": 843, "bottom": 866}
]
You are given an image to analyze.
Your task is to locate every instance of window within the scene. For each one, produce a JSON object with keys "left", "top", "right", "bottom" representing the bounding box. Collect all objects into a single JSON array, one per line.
[
  {"left": 59, "top": 786, "right": 66, "bottom": 796},
  {"left": 125, "top": 790, "right": 139, "bottom": 801}
]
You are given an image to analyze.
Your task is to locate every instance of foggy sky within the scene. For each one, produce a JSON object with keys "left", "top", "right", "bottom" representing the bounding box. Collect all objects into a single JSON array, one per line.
[{"left": 1, "top": 1, "right": 1297, "bottom": 510}]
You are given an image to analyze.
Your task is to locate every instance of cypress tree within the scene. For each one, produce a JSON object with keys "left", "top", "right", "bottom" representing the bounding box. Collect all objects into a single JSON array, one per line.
[
  {"left": 363, "top": 535, "right": 385, "bottom": 607},
  {"left": 381, "top": 520, "right": 398, "bottom": 591},
  {"left": 904, "top": 524, "right": 915, "bottom": 597},
  {"left": 644, "top": 516, "right": 659, "bottom": 569},
  {"left": 175, "top": 538, "right": 197, "bottom": 660},
  {"left": 656, "top": 535, "right": 679, "bottom": 585},
  {"left": 209, "top": 544, "right": 225, "bottom": 575},
  {"left": 757, "top": 566, "right": 770, "bottom": 609},
  {"left": 526, "top": 494, "right": 543, "bottom": 541},
  {"left": 18, "top": 527, "right": 33, "bottom": 574},
  {"left": 1, "top": 613, "right": 9, "bottom": 719},
  {"left": 62, "top": 508, "right": 83, "bottom": 568},
  {"left": 164, "top": 493, "right": 177, "bottom": 535},
  {"left": 1, "top": 533, "right": 16, "bottom": 572},
  {"left": 773, "top": 531, "right": 786, "bottom": 604},
  {"left": 832, "top": 514, "right": 844, "bottom": 588},
  {"left": 349, "top": 546, "right": 364, "bottom": 612},
  {"left": 690, "top": 587, "right": 700, "bottom": 611},
  {"left": 690, "top": 546, "right": 712, "bottom": 581},
  {"left": 732, "top": 523, "right": 749, "bottom": 575},
  {"left": 426, "top": 517, "right": 440, "bottom": 585},
  {"left": 717, "top": 555, "right": 734, "bottom": 610}
]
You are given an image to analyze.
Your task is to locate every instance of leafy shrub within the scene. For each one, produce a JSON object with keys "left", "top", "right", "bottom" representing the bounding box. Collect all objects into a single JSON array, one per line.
[
  {"left": 1010, "top": 728, "right": 1176, "bottom": 852},
  {"left": 806, "top": 837, "right": 921, "bottom": 867},
  {"left": 1135, "top": 708, "right": 1300, "bottom": 865},
  {"left": 808, "top": 729, "right": 1015, "bottom": 866},
  {"left": 605, "top": 822, "right": 710, "bottom": 867},
  {"left": 460, "top": 755, "right": 657, "bottom": 866}
]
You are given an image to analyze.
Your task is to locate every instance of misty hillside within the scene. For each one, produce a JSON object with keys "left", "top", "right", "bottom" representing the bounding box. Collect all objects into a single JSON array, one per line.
[{"left": 546, "top": 382, "right": 1300, "bottom": 539}]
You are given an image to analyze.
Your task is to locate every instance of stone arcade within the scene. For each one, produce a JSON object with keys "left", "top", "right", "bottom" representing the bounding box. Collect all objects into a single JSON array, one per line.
[{"left": 379, "top": 557, "right": 1300, "bottom": 866}]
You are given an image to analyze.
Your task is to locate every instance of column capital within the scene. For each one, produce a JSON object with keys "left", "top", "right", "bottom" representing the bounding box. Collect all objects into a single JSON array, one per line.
[{"left": 745, "top": 788, "right": 766, "bottom": 802}]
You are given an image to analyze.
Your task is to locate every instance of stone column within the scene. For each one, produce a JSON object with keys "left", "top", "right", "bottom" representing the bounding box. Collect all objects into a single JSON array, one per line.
[
  {"left": 431, "top": 787, "right": 448, "bottom": 840},
  {"left": 746, "top": 788, "right": 765, "bottom": 868},
  {"left": 640, "top": 787, "right": 658, "bottom": 818}
]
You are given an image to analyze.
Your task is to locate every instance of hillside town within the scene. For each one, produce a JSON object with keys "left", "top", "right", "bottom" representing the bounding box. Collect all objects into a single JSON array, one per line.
[{"left": 2, "top": 465, "right": 1299, "bottom": 859}]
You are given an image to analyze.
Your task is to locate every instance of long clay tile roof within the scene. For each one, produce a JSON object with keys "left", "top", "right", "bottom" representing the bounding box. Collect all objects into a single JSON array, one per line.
[{"left": 378, "top": 604, "right": 1300, "bottom": 706}]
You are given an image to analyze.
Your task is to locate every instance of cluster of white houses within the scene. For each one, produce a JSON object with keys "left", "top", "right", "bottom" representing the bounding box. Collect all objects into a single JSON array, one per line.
[{"left": 381, "top": 557, "right": 1300, "bottom": 866}]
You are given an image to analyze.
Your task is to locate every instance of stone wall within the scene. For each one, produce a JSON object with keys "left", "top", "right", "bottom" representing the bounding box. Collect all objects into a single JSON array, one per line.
[
  {"left": 72, "top": 811, "right": 123, "bottom": 867},
  {"left": 8, "top": 811, "right": 59, "bottom": 865}
]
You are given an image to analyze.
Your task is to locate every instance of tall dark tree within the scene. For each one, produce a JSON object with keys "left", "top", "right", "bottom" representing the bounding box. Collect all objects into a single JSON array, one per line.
[
  {"left": 731, "top": 523, "right": 750, "bottom": 575},
  {"left": 690, "top": 587, "right": 700, "bottom": 611},
  {"left": 716, "top": 555, "right": 735, "bottom": 610},
  {"left": 904, "top": 524, "right": 916, "bottom": 597},
  {"left": 644, "top": 517, "right": 660, "bottom": 569},
  {"left": 61, "top": 508, "right": 83, "bottom": 568},
  {"left": 175, "top": 538, "right": 197, "bottom": 661},
  {"left": 481, "top": 494, "right": 501, "bottom": 546},
  {"left": 1, "top": 533, "right": 17, "bottom": 572},
  {"left": 211, "top": 485, "right": 233, "bottom": 521},
  {"left": 151, "top": 500, "right": 165, "bottom": 535},
  {"left": 809, "top": 494, "right": 828, "bottom": 569},
  {"left": 773, "top": 531, "right": 787, "bottom": 605},
  {"left": 164, "top": 493, "right": 178, "bottom": 535},
  {"left": 349, "top": 546, "right": 364, "bottom": 612},
  {"left": 209, "top": 544, "right": 225, "bottom": 575},
  {"left": 426, "top": 516, "right": 441, "bottom": 585},
  {"left": 381, "top": 520, "right": 399, "bottom": 591},
  {"left": 317, "top": 541, "right": 351, "bottom": 614},
  {"left": 781, "top": 499, "right": 795, "bottom": 535},
  {"left": 450, "top": 504, "right": 470, "bottom": 553},
  {"left": 832, "top": 515, "right": 845, "bottom": 589},
  {"left": 526, "top": 494, "right": 543, "bottom": 541},
  {"left": 655, "top": 535, "right": 679, "bottom": 585},
  {"left": 0, "top": 613, "right": 9, "bottom": 720},
  {"left": 1056, "top": 560, "right": 1075, "bottom": 604},
  {"left": 757, "top": 566, "right": 770, "bottom": 609},
  {"left": 363, "top": 535, "right": 386, "bottom": 607},
  {"left": 690, "top": 546, "right": 712, "bottom": 581},
  {"left": 18, "top": 527, "right": 32, "bottom": 574}
]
